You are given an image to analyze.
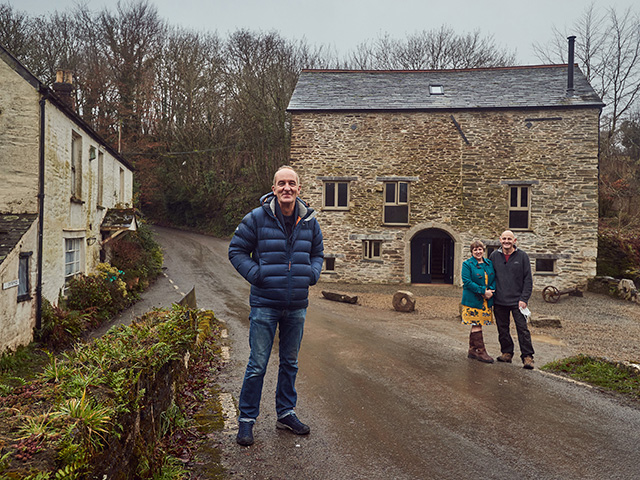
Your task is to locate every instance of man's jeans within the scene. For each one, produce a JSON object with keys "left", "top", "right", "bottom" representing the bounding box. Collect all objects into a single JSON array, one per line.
[
  {"left": 238, "top": 307, "right": 306, "bottom": 422},
  {"left": 494, "top": 304, "right": 535, "bottom": 360}
]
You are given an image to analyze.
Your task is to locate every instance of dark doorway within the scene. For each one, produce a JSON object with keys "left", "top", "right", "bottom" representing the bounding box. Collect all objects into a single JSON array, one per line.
[{"left": 410, "top": 229, "right": 454, "bottom": 284}]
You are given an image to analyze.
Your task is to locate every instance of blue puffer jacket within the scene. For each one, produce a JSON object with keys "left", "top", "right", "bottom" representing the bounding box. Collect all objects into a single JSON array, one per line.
[{"left": 228, "top": 193, "right": 324, "bottom": 309}]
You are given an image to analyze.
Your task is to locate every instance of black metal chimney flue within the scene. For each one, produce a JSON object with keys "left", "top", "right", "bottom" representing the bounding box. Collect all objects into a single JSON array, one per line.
[{"left": 567, "top": 36, "right": 576, "bottom": 96}]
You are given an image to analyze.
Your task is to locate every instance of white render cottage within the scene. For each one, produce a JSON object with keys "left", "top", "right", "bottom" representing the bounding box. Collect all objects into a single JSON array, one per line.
[
  {"left": 0, "top": 44, "right": 135, "bottom": 352},
  {"left": 287, "top": 53, "right": 603, "bottom": 290}
]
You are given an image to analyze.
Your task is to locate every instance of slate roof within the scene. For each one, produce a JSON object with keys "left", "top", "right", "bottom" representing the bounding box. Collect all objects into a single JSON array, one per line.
[
  {"left": 287, "top": 65, "right": 604, "bottom": 112},
  {"left": 0, "top": 214, "right": 38, "bottom": 263},
  {"left": 100, "top": 208, "right": 137, "bottom": 232}
]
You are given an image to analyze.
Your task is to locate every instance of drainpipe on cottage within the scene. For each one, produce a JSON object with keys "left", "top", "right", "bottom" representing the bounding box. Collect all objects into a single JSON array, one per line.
[{"left": 36, "top": 94, "right": 47, "bottom": 331}]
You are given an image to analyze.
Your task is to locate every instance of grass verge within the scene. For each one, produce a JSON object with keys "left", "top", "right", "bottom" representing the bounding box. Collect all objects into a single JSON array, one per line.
[{"left": 541, "top": 354, "right": 640, "bottom": 401}]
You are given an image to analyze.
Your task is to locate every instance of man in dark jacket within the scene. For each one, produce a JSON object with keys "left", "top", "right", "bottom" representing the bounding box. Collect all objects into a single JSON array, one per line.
[
  {"left": 489, "top": 230, "right": 535, "bottom": 370},
  {"left": 228, "top": 166, "right": 324, "bottom": 446}
]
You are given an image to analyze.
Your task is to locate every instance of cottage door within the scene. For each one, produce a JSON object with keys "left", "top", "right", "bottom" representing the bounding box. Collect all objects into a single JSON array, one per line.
[{"left": 410, "top": 237, "right": 432, "bottom": 283}]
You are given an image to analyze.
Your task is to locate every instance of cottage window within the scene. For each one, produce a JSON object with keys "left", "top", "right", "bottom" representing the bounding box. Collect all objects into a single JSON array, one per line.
[
  {"left": 64, "top": 237, "right": 83, "bottom": 285},
  {"left": 71, "top": 132, "right": 82, "bottom": 200},
  {"left": 18, "top": 252, "right": 32, "bottom": 301},
  {"left": 509, "top": 186, "right": 530, "bottom": 230},
  {"left": 119, "top": 167, "right": 125, "bottom": 203},
  {"left": 323, "top": 181, "right": 350, "bottom": 210},
  {"left": 383, "top": 181, "right": 409, "bottom": 225},
  {"left": 363, "top": 240, "right": 382, "bottom": 260},
  {"left": 97, "top": 151, "right": 104, "bottom": 208}
]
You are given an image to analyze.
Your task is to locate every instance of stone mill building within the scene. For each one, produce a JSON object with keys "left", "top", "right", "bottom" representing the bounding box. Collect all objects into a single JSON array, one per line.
[{"left": 287, "top": 61, "right": 603, "bottom": 290}]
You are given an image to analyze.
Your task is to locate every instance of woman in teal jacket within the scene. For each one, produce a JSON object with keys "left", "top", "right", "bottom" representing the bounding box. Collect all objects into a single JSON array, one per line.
[{"left": 461, "top": 240, "right": 496, "bottom": 363}]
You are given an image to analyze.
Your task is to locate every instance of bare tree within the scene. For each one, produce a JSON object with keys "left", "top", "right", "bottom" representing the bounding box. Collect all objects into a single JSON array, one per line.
[
  {"left": 346, "top": 26, "right": 516, "bottom": 70},
  {"left": 0, "top": 4, "right": 34, "bottom": 62},
  {"left": 84, "top": 0, "right": 166, "bottom": 150},
  {"left": 534, "top": 4, "right": 640, "bottom": 140},
  {"left": 224, "top": 29, "right": 313, "bottom": 191},
  {"left": 28, "top": 11, "right": 84, "bottom": 85}
]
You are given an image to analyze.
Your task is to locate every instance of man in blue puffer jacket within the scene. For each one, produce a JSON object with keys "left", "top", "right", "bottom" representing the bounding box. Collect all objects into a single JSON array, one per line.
[{"left": 229, "top": 165, "right": 324, "bottom": 446}]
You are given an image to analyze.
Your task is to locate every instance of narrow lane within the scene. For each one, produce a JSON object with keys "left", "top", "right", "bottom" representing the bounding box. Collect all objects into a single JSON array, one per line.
[{"left": 144, "top": 227, "right": 640, "bottom": 479}]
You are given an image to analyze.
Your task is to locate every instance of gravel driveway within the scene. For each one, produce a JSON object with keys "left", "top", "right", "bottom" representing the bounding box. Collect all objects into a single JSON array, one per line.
[{"left": 312, "top": 283, "right": 640, "bottom": 365}]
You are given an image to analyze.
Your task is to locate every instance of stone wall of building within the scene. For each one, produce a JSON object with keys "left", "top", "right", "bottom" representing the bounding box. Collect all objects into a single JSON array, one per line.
[
  {"left": 41, "top": 105, "right": 134, "bottom": 303},
  {"left": 0, "top": 220, "right": 37, "bottom": 352},
  {"left": 1, "top": 53, "right": 135, "bottom": 350},
  {"left": 290, "top": 108, "right": 600, "bottom": 290}
]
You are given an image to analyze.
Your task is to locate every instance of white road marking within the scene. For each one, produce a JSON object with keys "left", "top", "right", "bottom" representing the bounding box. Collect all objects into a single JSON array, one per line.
[{"left": 219, "top": 392, "right": 237, "bottom": 431}]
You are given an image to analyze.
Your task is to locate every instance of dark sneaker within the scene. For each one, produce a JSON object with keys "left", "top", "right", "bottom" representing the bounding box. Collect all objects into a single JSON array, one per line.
[
  {"left": 236, "top": 421, "right": 254, "bottom": 446},
  {"left": 497, "top": 352, "right": 513, "bottom": 363},
  {"left": 523, "top": 356, "right": 535, "bottom": 370},
  {"left": 276, "top": 413, "right": 310, "bottom": 435}
]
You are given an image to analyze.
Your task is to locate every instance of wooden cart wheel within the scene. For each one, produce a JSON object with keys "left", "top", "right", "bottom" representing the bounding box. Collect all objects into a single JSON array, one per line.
[{"left": 542, "top": 286, "right": 560, "bottom": 303}]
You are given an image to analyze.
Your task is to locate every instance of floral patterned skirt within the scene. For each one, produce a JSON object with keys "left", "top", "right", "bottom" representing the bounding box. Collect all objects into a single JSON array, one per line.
[{"left": 461, "top": 299, "right": 494, "bottom": 326}]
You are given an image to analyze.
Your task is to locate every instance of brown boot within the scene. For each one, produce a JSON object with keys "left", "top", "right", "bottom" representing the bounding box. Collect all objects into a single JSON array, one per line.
[
  {"left": 497, "top": 352, "right": 513, "bottom": 363},
  {"left": 468, "top": 331, "right": 494, "bottom": 363},
  {"left": 467, "top": 332, "right": 478, "bottom": 360}
]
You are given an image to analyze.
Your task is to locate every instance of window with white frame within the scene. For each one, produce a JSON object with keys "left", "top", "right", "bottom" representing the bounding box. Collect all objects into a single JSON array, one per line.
[
  {"left": 64, "top": 237, "right": 83, "bottom": 284},
  {"left": 383, "top": 181, "right": 409, "bottom": 225},
  {"left": 509, "top": 185, "right": 530, "bottom": 230},
  {"left": 323, "top": 181, "right": 350, "bottom": 210},
  {"left": 363, "top": 240, "right": 382, "bottom": 260},
  {"left": 18, "top": 252, "right": 32, "bottom": 301}
]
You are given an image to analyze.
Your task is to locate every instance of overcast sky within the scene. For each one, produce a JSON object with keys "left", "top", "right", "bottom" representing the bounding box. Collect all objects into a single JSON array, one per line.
[{"left": 15, "top": 0, "right": 639, "bottom": 65}]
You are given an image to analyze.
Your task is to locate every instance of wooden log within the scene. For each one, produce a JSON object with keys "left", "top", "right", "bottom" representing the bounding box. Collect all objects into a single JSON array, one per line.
[
  {"left": 529, "top": 316, "right": 562, "bottom": 328},
  {"left": 321, "top": 291, "right": 359, "bottom": 304}
]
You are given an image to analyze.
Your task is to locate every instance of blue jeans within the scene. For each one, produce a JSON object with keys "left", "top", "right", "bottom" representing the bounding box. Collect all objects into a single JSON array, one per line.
[{"left": 238, "top": 307, "right": 307, "bottom": 422}]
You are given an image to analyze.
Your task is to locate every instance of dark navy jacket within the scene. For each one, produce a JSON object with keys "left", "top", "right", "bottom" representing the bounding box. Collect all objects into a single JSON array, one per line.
[
  {"left": 228, "top": 193, "right": 324, "bottom": 309},
  {"left": 489, "top": 247, "right": 533, "bottom": 306}
]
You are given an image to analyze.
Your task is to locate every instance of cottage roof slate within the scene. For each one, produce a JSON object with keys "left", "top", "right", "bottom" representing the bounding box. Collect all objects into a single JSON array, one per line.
[
  {"left": 100, "top": 208, "right": 137, "bottom": 232},
  {"left": 0, "top": 214, "right": 38, "bottom": 263},
  {"left": 287, "top": 65, "right": 604, "bottom": 112}
]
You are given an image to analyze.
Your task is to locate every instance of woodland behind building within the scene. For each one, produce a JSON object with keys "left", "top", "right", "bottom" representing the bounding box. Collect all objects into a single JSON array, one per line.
[{"left": 1, "top": 1, "right": 639, "bottom": 279}]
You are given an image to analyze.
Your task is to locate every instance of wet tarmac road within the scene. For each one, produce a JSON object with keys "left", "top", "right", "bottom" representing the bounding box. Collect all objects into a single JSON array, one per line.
[{"left": 117, "top": 226, "right": 640, "bottom": 479}]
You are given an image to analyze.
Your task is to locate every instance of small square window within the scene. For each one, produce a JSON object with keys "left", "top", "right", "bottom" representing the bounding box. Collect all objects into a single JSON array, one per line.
[
  {"left": 324, "top": 257, "right": 336, "bottom": 272},
  {"left": 536, "top": 258, "right": 555, "bottom": 273},
  {"left": 363, "top": 240, "right": 382, "bottom": 260},
  {"left": 429, "top": 85, "right": 444, "bottom": 95}
]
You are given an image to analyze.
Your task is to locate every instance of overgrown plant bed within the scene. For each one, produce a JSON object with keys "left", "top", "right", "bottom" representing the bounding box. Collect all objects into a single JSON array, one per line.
[
  {"left": 0, "top": 305, "right": 224, "bottom": 479},
  {"left": 542, "top": 355, "right": 640, "bottom": 401}
]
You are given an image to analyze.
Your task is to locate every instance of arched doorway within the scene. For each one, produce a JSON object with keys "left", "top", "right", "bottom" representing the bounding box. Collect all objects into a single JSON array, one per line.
[{"left": 410, "top": 228, "right": 454, "bottom": 284}]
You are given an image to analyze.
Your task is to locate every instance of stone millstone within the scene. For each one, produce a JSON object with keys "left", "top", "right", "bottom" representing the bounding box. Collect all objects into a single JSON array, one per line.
[{"left": 393, "top": 291, "right": 416, "bottom": 312}]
